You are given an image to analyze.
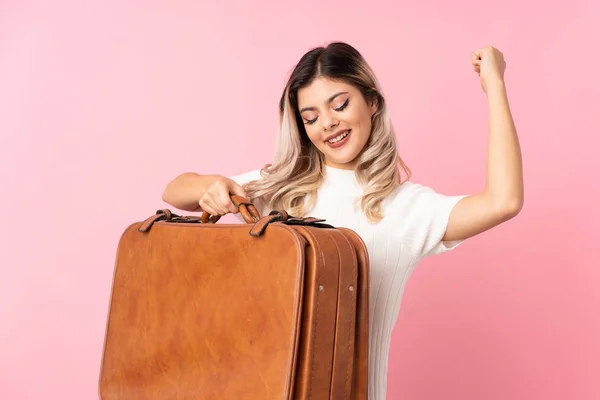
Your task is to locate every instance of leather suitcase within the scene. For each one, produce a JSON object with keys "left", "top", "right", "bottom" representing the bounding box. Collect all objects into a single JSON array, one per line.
[{"left": 99, "top": 196, "right": 370, "bottom": 399}]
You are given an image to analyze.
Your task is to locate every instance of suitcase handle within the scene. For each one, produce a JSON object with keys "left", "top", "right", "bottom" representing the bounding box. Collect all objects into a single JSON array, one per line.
[
  {"left": 138, "top": 202, "right": 333, "bottom": 235},
  {"left": 138, "top": 196, "right": 261, "bottom": 233},
  {"left": 200, "top": 195, "right": 261, "bottom": 224}
]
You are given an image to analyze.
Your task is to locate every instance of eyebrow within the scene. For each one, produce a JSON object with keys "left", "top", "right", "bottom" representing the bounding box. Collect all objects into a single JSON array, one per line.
[{"left": 299, "top": 92, "right": 348, "bottom": 113}]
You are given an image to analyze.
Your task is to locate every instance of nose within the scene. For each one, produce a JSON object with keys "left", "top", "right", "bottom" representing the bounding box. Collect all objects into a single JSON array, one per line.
[{"left": 321, "top": 111, "right": 339, "bottom": 131}]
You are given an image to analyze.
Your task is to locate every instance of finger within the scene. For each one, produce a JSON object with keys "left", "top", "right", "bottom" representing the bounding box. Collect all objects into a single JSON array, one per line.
[
  {"left": 229, "top": 182, "right": 247, "bottom": 199},
  {"left": 226, "top": 180, "right": 248, "bottom": 213},
  {"left": 199, "top": 202, "right": 219, "bottom": 217},
  {"left": 202, "top": 196, "right": 228, "bottom": 216},
  {"left": 206, "top": 185, "right": 232, "bottom": 215},
  {"left": 214, "top": 200, "right": 230, "bottom": 215},
  {"left": 218, "top": 190, "right": 238, "bottom": 214}
]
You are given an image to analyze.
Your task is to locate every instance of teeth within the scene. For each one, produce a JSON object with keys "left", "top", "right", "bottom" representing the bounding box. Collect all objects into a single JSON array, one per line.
[{"left": 328, "top": 130, "right": 349, "bottom": 143}]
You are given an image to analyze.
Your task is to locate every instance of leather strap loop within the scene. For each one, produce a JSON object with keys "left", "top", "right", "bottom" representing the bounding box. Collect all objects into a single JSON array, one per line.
[
  {"left": 201, "top": 195, "right": 261, "bottom": 224},
  {"left": 138, "top": 209, "right": 178, "bottom": 232}
]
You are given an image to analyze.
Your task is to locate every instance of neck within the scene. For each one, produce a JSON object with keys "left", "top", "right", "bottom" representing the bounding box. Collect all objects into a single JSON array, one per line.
[{"left": 324, "top": 159, "right": 357, "bottom": 171}]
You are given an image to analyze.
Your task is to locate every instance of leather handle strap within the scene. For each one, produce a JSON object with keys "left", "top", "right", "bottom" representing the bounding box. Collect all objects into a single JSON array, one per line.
[
  {"left": 138, "top": 203, "right": 334, "bottom": 235},
  {"left": 138, "top": 209, "right": 177, "bottom": 232},
  {"left": 200, "top": 195, "right": 261, "bottom": 224}
]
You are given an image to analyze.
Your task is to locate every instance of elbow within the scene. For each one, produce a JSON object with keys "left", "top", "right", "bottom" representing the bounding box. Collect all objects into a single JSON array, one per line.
[
  {"left": 507, "top": 194, "right": 524, "bottom": 217},
  {"left": 162, "top": 182, "right": 174, "bottom": 205},
  {"left": 161, "top": 178, "right": 183, "bottom": 208},
  {"left": 161, "top": 189, "right": 172, "bottom": 205},
  {"left": 161, "top": 172, "right": 203, "bottom": 212},
  {"left": 493, "top": 196, "right": 523, "bottom": 221},
  {"left": 161, "top": 189, "right": 187, "bottom": 211}
]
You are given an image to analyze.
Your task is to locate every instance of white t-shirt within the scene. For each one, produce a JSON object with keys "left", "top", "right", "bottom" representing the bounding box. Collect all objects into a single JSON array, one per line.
[{"left": 229, "top": 165, "right": 467, "bottom": 400}]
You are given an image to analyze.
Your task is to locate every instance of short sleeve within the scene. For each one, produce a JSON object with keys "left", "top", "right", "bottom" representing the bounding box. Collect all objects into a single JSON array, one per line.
[
  {"left": 422, "top": 191, "right": 468, "bottom": 257},
  {"left": 397, "top": 182, "right": 468, "bottom": 259}
]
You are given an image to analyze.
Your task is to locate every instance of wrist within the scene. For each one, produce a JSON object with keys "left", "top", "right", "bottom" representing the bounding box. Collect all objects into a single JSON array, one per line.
[{"left": 485, "top": 77, "right": 506, "bottom": 94}]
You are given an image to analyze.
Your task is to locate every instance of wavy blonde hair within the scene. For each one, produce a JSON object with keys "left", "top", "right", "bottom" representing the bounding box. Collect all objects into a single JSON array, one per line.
[{"left": 244, "top": 42, "right": 411, "bottom": 223}]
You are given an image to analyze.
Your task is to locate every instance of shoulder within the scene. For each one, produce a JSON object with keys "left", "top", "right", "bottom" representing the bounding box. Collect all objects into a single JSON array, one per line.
[
  {"left": 384, "top": 181, "right": 436, "bottom": 211},
  {"left": 387, "top": 180, "right": 468, "bottom": 257},
  {"left": 388, "top": 181, "right": 464, "bottom": 210}
]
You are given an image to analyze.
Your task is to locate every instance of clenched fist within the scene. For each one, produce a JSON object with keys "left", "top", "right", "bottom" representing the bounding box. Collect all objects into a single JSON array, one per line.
[
  {"left": 199, "top": 176, "right": 246, "bottom": 217},
  {"left": 472, "top": 46, "right": 506, "bottom": 94}
]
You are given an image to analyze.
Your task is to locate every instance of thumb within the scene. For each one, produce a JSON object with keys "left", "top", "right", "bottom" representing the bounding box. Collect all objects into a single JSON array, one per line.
[{"left": 229, "top": 181, "right": 247, "bottom": 198}]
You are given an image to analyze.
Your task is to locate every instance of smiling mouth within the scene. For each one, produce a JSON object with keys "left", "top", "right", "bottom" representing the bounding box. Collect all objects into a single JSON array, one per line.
[{"left": 326, "top": 130, "right": 351, "bottom": 144}]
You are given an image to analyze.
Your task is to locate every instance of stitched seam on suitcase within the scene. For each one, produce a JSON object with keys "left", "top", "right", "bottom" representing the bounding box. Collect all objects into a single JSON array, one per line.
[
  {"left": 339, "top": 233, "right": 351, "bottom": 400},
  {"left": 307, "top": 230, "right": 325, "bottom": 400},
  {"left": 329, "top": 229, "right": 357, "bottom": 399},
  {"left": 287, "top": 225, "right": 307, "bottom": 399},
  {"left": 340, "top": 233, "right": 358, "bottom": 399}
]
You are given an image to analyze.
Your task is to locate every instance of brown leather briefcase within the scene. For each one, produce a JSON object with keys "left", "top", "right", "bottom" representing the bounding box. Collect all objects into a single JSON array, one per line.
[{"left": 99, "top": 196, "right": 369, "bottom": 399}]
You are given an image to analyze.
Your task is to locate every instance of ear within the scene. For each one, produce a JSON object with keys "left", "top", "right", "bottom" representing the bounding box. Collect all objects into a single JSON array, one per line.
[{"left": 370, "top": 98, "right": 378, "bottom": 116}]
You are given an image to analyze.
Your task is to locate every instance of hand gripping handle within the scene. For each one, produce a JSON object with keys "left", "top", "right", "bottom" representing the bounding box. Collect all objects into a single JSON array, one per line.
[{"left": 200, "top": 195, "right": 261, "bottom": 224}]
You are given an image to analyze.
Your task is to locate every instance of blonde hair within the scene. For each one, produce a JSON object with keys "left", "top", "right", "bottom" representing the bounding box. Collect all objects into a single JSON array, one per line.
[{"left": 244, "top": 42, "right": 411, "bottom": 223}]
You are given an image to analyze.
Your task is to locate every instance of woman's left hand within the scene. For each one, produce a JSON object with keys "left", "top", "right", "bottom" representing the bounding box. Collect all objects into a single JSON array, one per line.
[{"left": 472, "top": 46, "right": 506, "bottom": 94}]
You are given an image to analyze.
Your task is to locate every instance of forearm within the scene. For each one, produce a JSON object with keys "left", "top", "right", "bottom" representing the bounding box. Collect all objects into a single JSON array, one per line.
[
  {"left": 162, "top": 173, "right": 221, "bottom": 211},
  {"left": 484, "top": 80, "right": 524, "bottom": 214}
]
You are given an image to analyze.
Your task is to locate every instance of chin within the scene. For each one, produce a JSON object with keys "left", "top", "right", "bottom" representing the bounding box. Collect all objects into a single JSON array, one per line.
[{"left": 323, "top": 151, "right": 360, "bottom": 168}]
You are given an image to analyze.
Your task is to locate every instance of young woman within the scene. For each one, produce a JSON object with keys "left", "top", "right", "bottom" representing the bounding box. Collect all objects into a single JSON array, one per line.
[{"left": 162, "top": 42, "right": 523, "bottom": 399}]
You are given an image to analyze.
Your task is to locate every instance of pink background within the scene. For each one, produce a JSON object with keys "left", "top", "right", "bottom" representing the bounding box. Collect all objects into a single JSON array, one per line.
[{"left": 1, "top": 0, "right": 599, "bottom": 399}]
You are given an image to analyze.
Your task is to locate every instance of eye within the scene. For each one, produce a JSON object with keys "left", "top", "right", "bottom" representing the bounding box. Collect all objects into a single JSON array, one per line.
[
  {"left": 304, "top": 117, "right": 318, "bottom": 125},
  {"left": 334, "top": 98, "right": 349, "bottom": 112}
]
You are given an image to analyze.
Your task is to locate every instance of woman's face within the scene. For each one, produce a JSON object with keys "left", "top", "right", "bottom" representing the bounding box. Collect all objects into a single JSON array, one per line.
[{"left": 297, "top": 77, "right": 377, "bottom": 170}]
